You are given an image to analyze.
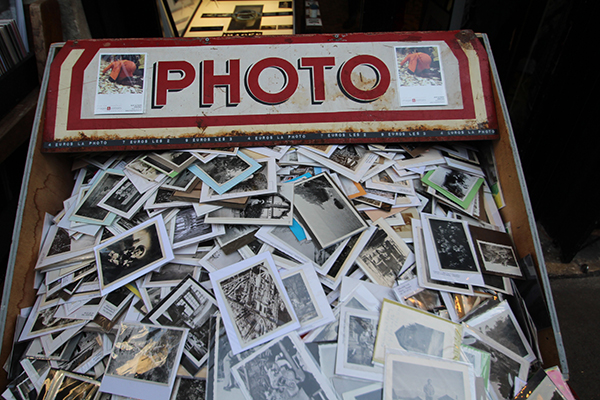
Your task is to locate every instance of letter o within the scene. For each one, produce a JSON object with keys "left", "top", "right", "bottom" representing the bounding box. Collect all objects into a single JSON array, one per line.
[
  {"left": 246, "top": 58, "right": 299, "bottom": 105},
  {"left": 338, "top": 55, "right": 391, "bottom": 102}
]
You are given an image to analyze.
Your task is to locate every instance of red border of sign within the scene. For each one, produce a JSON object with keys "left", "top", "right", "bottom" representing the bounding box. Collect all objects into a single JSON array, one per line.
[{"left": 43, "top": 31, "right": 498, "bottom": 150}]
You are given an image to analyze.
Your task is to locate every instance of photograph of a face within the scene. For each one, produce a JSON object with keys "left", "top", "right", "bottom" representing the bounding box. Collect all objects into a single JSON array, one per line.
[
  {"left": 293, "top": 172, "right": 368, "bottom": 249},
  {"left": 95, "top": 216, "right": 174, "bottom": 295}
]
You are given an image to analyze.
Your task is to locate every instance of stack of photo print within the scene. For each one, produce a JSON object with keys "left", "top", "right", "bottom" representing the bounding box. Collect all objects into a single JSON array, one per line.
[{"left": 3, "top": 144, "right": 574, "bottom": 400}]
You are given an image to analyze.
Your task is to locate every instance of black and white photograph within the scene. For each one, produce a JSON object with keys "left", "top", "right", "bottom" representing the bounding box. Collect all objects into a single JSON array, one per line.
[
  {"left": 35, "top": 225, "right": 97, "bottom": 270},
  {"left": 231, "top": 333, "right": 339, "bottom": 400},
  {"left": 421, "top": 214, "right": 485, "bottom": 287},
  {"left": 293, "top": 172, "right": 369, "bottom": 249},
  {"left": 140, "top": 155, "right": 178, "bottom": 177},
  {"left": 210, "top": 253, "right": 300, "bottom": 354},
  {"left": 297, "top": 145, "right": 379, "bottom": 182},
  {"left": 161, "top": 169, "right": 199, "bottom": 192},
  {"left": 94, "top": 216, "right": 174, "bottom": 296},
  {"left": 383, "top": 351, "right": 473, "bottom": 400},
  {"left": 101, "top": 323, "right": 187, "bottom": 400},
  {"left": 171, "top": 377, "right": 207, "bottom": 400},
  {"left": 199, "top": 244, "right": 245, "bottom": 273},
  {"left": 412, "top": 220, "right": 475, "bottom": 296},
  {"left": 336, "top": 308, "right": 383, "bottom": 382},
  {"left": 373, "top": 299, "right": 462, "bottom": 364},
  {"left": 255, "top": 224, "right": 348, "bottom": 274},
  {"left": 462, "top": 327, "right": 529, "bottom": 400},
  {"left": 200, "top": 159, "right": 277, "bottom": 202},
  {"left": 280, "top": 263, "right": 335, "bottom": 335},
  {"left": 98, "top": 176, "right": 156, "bottom": 219},
  {"left": 464, "top": 300, "right": 536, "bottom": 362},
  {"left": 170, "top": 207, "right": 224, "bottom": 249},
  {"left": 70, "top": 169, "right": 123, "bottom": 225},
  {"left": 356, "top": 219, "right": 413, "bottom": 288},
  {"left": 143, "top": 276, "right": 218, "bottom": 374},
  {"left": 188, "top": 152, "right": 261, "bottom": 195},
  {"left": 148, "top": 151, "right": 196, "bottom": 172},
  {"left": 422, "top": 166, "right": 483, "bottom": 209},
  {"left": 125, "top": 156, "right": 165, "bottom": 181},
  {"left": 476, "top": 241, "right": 521, "bottom": 278},
  {"left": 204, "top": 193, "right": 293, "bottom": 226},
  {"left": 144, "top": 263, "right": 200, "bottom": 287},
  {"left": 19, "top": 296, "right": 87, "bottom": 342},
  {"left": 341, "top": 383, "right": 383, "bottom": 400},
  {"left": 215, "top": 224, "right": 259, "bottom": 255}
]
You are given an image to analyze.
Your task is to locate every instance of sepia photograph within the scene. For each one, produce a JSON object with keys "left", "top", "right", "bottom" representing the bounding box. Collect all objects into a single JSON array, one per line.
[
  {"left": 280, "top": 263, "right": 335, "bottom": 335},
  {"left": 383, "top": 351, "right": 473, "bottom": 400},
  {"left": 101, "top": 323, "right": 187, "bottom": 400},
  {"left": 293, "top": 172, "right": 369, "bottom": 249},
  {"left": 170, "top": 207, "right": 224, "bottom": 249},
  {"left": 231, "top": 333, "right": 339, "bottom": 400},
  {"left": 205, "top": 193, "right": 293, "bottom": 226},
  {"left": 336, "top": 308, "right": 383, "bottom": 382},
  {"left": 200, "top": 159, "right": 277, "bottom": 202},
  {"left": 143, "top": 276, "right": 218, "bottom": 374},
  {"left": 356, "top": 219, "right": 413, "bottom": 288},
  {"left": 210, "top": 252, "right": 299, "bottom": 354},
  {"left": 373, "top": 299, "right": 462, "bottom": 364},
  {"left": 188, "top": 152, "right": 261, "bottom": 195},
  {"left": 95, "top": 216, "right": 174, "bottom": 296}
]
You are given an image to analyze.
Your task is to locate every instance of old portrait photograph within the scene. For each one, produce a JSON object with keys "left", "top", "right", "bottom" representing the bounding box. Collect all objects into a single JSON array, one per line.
[
  {"left": 101, "top": 323, "right": 187, "bottom": 400},
  {"left": 293, "top": 172, "right": 368, "bottom": 249},
  {"left": 231, "top": 333, "right": 338, "bottom": 400},
  {"left": 356, "top": 219, "right": 413, "bottom": 288},
  {"left": 210, "top": 253, "right": 299, "bottom": 354},
  {"left": 383, "top": 352, "right": 473, "bottom": 400},
  {"left": 188, "top": 152, "right": 261, "bottom": 195},
  {"left": 336, "top": 308, "right": 383, "bottom": 382},
  {"left": 98, "top": 176, "right": 155, "bottom": 219},
  {"left": 95, "top": 216, "right": 174, "bottom": 295},
  {"left": 95, "top": 53, "right": 146, "bottom": 114}
]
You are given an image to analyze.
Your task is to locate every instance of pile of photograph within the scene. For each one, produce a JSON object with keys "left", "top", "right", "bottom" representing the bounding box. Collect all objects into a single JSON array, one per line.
[{"left": 3, "top": 144, "right": 575, "bottom": 400}]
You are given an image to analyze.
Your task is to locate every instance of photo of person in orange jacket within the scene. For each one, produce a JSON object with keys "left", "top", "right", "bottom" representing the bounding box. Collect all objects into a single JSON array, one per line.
[
  {"left": 102, "top": 56, "right": 138, "bottom": 85},
  {"left": 400, "top": 49, "right": 433, "bottom": 77}
]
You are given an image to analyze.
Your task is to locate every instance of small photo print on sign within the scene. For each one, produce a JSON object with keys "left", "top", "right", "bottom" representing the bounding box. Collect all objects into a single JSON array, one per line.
[
  {"left": 95, "top": 53, "right": 146, "bottom": 114},
  {"left": 395, "top": 45, "right": 447, "bottom": 106}
]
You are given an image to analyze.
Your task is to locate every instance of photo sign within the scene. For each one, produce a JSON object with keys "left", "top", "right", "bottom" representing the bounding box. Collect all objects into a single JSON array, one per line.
[{"left": 43, "top": 30, "right": 498, "bottom": 152}]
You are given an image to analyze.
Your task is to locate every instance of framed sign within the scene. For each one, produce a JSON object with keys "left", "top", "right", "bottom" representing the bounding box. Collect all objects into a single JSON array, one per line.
[{"left": 43, "top": 30, "right": 498, "bottom": 152}]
